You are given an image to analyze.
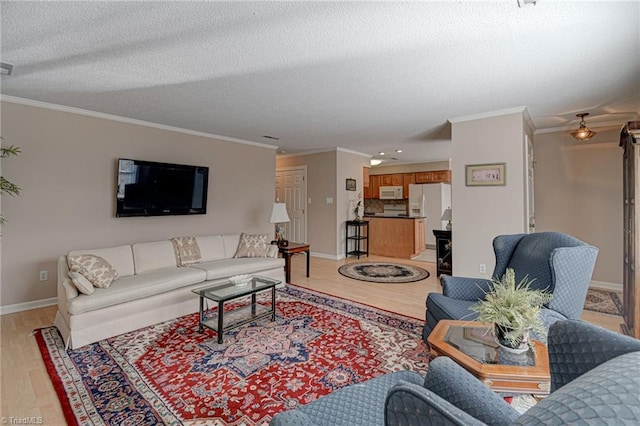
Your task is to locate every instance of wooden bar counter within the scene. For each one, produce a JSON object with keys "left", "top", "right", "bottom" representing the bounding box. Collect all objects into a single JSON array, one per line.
[{"left": 366, "top": 216, "right": 425, "bottom": 259}]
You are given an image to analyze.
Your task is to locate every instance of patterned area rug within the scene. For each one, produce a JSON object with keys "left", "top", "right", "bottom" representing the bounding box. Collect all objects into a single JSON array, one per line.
[
  {"left": 36, "top": 284, "right": 427, "bottom": 425},
  {"left": 584, "top": 288, "right": 624, "bottom": 316},
  {"left": 338, "top": 262, "right": 430, "bottom": 283}
]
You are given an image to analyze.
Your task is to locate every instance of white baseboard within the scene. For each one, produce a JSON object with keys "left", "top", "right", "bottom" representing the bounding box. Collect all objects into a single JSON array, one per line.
[
  {"left": 310, "top": 251, "right": 341, "bottom": 260},
  {"left": 589, "top": 280, "right": 623, "bottom": 292},
  {"left": 0, "top": 297, "right": 57, "bottom": 315}
]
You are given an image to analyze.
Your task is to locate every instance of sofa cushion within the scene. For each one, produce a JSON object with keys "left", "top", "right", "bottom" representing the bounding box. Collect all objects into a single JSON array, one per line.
[
  {"left": 68, "top": 254, "right": 119, "bottom": 289},
  {"left": 222, "top": 234, "right": 241, "bottom": 258},
  {"left": 189, "top": 257, "right": 285, "bottom": 281},
  {"left": 67, "top": 267, "right": 207, "bottom": 315},
  {"left": 68, "top": 271, "right": 95, "bottom": 295},
  {"left": 234, "top": 233, "right": 269, "bottom": 258},
  {"left": 196, "top": 235, "right": 226, "bottom": 262},
  {"left": 133, "top": 241, "right": 177, "bottom": 274},
  {"left": 68, "top": 245, "right": 134, "bottom": 277}
]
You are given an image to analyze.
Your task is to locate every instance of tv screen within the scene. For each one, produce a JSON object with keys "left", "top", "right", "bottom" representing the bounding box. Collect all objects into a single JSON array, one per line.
[{"left": 116, "top": 159, "right": 208, "bottom": 217}]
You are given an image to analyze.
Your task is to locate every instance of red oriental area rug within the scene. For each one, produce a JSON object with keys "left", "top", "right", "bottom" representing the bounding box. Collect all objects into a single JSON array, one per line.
[{"left": 36, "top": 284, "right": 428, "bottom": 425}]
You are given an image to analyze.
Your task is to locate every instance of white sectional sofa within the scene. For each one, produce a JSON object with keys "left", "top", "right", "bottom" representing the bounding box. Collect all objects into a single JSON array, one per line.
[{"left": 54, "top": 234, "right": 285, "bottom": 349}]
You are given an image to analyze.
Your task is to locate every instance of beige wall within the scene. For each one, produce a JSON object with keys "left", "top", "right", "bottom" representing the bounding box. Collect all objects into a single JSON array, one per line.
[
  {"left": 0, "top": 100, "right": 277, "bottom": 307},
  {"left": 277, "top": 151, "right": 337, "bottom": 257},
  {"left": 370, "top": 160, "right": 450, "bottom": 175},
  {"left": 337, "top": 149, "right": 370, "bottom": 256},
  {"left": 277, "top": 149, "right": 369, "bottom": 258},
  {"left": 451, "top": 111, "right": 527, "bottom": 277},
  {"left": 534, "top": 127, "right": 623, "bottom": 286}
]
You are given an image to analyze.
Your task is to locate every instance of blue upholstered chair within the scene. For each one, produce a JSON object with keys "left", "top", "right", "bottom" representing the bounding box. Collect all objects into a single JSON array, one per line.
[
  {"left": 270, "top": 320, "right": 640, "bottom": 425},
  {"left": 423, "top": 232, "right": 598, "bottom": 342}
]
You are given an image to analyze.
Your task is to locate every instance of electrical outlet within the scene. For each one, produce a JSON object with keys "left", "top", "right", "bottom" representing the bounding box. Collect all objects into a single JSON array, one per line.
[
  {"left": 39, "top": 270, "right": 48, "bottom": 281},
  {"left": 479, "top": 264, "right": 487, "bottom": 274}
]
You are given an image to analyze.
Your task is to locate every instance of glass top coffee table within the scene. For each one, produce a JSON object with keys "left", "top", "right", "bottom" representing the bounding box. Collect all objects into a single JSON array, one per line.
[
  {"left": 427, "top": 320, "right": 550, "bottom": 396},
  {"left": 192, "top": 275, "right": 280, "bottom": 344}
]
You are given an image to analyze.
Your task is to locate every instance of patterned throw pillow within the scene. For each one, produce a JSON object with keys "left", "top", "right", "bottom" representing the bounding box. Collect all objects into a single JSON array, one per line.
[
  {"left": 68, "top": 271, "right": 95, "bottom": 295},
  {"left": 68, "top": 254, "right": 119, "bottom": 289},
  {"left": 234, "top": 233, "right": 269, "bottom": 258}
]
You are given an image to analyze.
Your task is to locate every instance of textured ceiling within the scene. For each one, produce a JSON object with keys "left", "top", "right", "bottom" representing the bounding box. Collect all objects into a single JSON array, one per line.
[{"left": 1, "top": 1, "right": 639, "bottom": 164}]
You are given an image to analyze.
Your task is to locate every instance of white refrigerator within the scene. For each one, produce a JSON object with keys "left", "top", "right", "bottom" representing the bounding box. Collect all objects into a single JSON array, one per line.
[{"left": 409, "top": 183, "right": 452, "bottom": 249}]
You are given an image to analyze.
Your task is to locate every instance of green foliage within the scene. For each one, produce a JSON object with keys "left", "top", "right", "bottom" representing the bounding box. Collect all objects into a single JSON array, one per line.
[
  {"left": 1, "top": 140, "right": 21, "bottom": 224},
  {"left": 470, "top": 268, "right": 552, "bottom": 347}
]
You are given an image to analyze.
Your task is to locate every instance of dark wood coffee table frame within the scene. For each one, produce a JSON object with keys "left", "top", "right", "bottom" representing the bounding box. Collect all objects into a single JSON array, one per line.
[
  {"left": 428, "top": 320, "right": 550, "bottom": 396},
  {"left": 192, "top": 276, "right": 279, "bottom": 344}
]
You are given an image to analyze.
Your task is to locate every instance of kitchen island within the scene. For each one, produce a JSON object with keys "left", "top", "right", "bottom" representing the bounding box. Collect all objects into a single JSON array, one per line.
[{"left": 365, "top": 215, "right": 425, "bottom": 259}]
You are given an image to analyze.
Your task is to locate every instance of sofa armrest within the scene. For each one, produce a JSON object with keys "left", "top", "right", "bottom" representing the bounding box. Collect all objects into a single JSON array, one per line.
[
  {"left": 548, "top": 320, "right": 640, "bottom": 391},
  {"left": 385, "top": 382, "right": 486, "bottom": 426},
  {"left": 267, "top": 244, "right": 279, "bottom": 258},
  {"left": 422, "top": 357, "right": 519, "bottom": 425},
  {"left": 440, "top": 276, "right": 493, "bottom": 301},
  {"left": 269, "top": 409, "right": 318, "bottom": 426}
]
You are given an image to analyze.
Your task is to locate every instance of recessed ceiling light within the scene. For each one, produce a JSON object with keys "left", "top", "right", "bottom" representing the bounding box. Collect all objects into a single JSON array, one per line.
[
  {"left": 278, "top": 149, "right": 286, "bottom": 154},
  {"left": 370, "top": 159, "right": 382, "bottom": 166},
  {"left": 395, "top": 149, "right": 403, "bottom": 153},
  {"left": 379, "top": 152, "right": 385, "bottom": 155}
]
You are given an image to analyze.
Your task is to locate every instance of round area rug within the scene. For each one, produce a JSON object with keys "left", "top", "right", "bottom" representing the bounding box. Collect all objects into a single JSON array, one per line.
[{"left": 338, "top": 262, "right": 430, "bottom": 283}]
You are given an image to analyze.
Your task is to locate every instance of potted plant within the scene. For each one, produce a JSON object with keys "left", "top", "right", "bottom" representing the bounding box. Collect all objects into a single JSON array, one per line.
[
  {"left": 470, "top": 268, "right": 552, "bottom": 352},
  {"left": 1, "top": 139, "right": 21, "bottom": 225}
]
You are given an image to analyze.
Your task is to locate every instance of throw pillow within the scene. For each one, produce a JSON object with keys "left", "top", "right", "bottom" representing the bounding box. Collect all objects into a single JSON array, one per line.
[
  {"left": 68, "top": 271, "right": 95, "bottom": 295},
  {"left": 234, "top": 233, "right": 269, "bottom": 258},
  {"left": 68, "top": 254, "right": 119, "bottom": 289}
]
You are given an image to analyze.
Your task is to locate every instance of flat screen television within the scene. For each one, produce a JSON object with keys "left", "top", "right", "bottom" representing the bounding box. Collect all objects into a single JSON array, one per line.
[{"left": 116, "top": 158, "right": 208, "bottom": 217}]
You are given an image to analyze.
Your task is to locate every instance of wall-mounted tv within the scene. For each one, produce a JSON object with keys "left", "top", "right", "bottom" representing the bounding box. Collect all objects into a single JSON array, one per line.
[{"left": 116, "top": 158, "right": 208, "bottom": 217}]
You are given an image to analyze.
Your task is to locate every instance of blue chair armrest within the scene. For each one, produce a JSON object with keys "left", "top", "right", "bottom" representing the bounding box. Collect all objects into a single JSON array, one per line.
[
  {"left": 548, "top": 319, "right": 640, "bottom": 391},
  {"left": 269, "top": 410, "right": 318, "bottom": 426},
  {"left": 423, "top": 357, "right": 519, "bottom": 425},
  {"left": 386, "top": 382, "right": 486, "bottom": 426},
  {"left": 440, "top": 276, "right": 493, "bottom": 301}
]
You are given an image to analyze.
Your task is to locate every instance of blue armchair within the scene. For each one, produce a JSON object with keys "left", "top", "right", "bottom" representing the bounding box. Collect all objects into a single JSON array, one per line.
[
  {"left": 423, "top": 232, "right": 598, "bottom": 342},
  {"left": 270, "top": 320, "right": 640, "bottom": 426}
]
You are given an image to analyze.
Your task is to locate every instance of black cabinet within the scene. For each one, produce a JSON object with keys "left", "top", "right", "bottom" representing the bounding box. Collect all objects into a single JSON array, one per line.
[
  {"left": 433, "top": 230, "right": 452, "bottom": 276},
  {"left": 346, "top": 220, "right": 369, "bottom": 259}
]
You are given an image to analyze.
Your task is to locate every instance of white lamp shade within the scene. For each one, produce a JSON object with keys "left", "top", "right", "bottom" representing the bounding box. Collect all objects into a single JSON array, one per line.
[
  {"left": 441, "top": 207, "right": 452, "bottom": 221},
  {"left": 269, "top": 202, "right": 290, "bottom": 223}
]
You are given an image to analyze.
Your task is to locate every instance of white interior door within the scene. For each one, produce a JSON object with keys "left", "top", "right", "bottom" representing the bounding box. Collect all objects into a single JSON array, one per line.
[
  {"left": 525, "top": 135, "right": 536, "bottom": 233},
  {"left": 275, "top": 166, "right": 307, "bottom": 243}
]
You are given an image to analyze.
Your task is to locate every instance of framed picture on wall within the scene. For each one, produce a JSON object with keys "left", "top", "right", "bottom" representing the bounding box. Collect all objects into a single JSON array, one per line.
[
  {"left": 465, "top": 163, "right": 506, "bottom": 186},
  {"left": 345, "top": 178, "right": 356, "bottom": 191}
]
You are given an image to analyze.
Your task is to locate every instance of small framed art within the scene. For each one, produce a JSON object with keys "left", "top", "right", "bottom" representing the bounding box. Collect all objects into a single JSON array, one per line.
[
  {"left": 465, "top": 163, "right": 506, "bottom": 186},
  {"left": 346, "top": 178, "right": 356, "bottom": 191}
]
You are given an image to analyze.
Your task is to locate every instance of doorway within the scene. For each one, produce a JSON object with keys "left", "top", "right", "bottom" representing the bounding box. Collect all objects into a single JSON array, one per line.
[{"left": 275, "top": 166, "right": 307, "bottom": 244}]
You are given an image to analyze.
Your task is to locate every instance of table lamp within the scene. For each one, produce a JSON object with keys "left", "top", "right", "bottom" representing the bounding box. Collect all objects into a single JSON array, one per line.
[
  {"left": 269, "top": 202, "right": 291, "bottom": 246},
  {"left": 441, "top": 207, "right": 452, "bottom": 231}
]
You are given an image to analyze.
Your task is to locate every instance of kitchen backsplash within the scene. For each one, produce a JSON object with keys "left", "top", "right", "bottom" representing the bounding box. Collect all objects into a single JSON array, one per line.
[{"left": 364, "top": 199, "right": 408, "bottom": 214}]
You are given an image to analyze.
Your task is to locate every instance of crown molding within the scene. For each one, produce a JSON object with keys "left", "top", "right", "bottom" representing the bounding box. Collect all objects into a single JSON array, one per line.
[
  {"left": 448, "top": 106, "right": 527, "bottom": 124},
  {"left": 336, "top": 147, "right": 371, "bottom": 158},
  {"left": 0, "top": 95, "right": 279, "bottom": 150}
]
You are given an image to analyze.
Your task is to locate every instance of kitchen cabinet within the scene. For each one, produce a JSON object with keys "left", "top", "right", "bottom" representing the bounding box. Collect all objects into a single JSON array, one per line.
[
  {"left": 391, "top": 174, "right": 403, "bottom": 186},
  {"left": 380, "top": 174, "right": 394, "bottom": 186},
  {"left": 415, "top": 170, "right": 451, "bottom": 184},
  {"left": 415, "top": 172, "right": 432, "bottom": 184},
  {"left": 365, "top": 175, "right": 380, "bottom": 199},
  {"left": 363, "top": 167, "right": 370, "bottom": 188},
  {"left": 431, "top": 170, "right": 451, "bottom": 183},
  {"left": 368, "top": 217, "right": 425, "bottom": 258},
  {"left": 402, "top": 173, "right": 415, "bottom": 199}
]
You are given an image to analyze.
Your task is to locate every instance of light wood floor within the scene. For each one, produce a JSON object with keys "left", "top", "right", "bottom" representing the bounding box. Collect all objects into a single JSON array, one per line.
[{"left": 0, "top": 254, "right": 624, "bottom": 423}]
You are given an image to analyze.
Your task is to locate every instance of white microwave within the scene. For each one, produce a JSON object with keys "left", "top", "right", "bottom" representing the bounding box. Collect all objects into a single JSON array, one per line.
[{"left": 379, "top": 186, "right": 403, "bottom": 199}]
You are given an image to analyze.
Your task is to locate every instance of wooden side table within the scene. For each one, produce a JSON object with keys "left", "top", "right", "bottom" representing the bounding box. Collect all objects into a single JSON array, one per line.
[
  {"left": 278, "top": 242, "right": 310, "bottom": 283},
  {"left": 427, "top": 320, "right": 550, "bottom": 396}
]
